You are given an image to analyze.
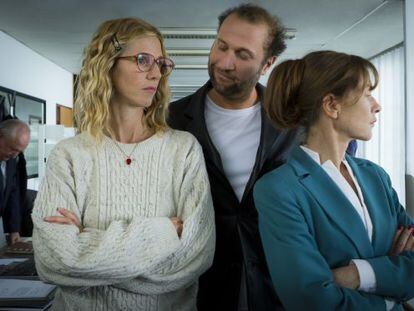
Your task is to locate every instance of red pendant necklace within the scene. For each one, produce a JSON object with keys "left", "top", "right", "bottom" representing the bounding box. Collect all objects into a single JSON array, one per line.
[{"left": 112, "top": 140, "right": 139, "bottom": 166}]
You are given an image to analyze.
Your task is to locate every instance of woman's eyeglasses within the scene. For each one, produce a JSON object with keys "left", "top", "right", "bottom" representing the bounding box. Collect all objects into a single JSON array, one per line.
[{"left": 117, "top": 52, "right": 175, "bottom": 76}]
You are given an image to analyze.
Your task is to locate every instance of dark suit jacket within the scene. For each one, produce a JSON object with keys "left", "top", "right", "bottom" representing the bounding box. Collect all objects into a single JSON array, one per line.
[
  {"left": 168, "top": 81, "right": 300, "bottom": 311},
  {"left": 0, "top": 158, "right": 22, "bottom": 233},
  {"left": 255, "top": 146, "right": 414, "bottom": 310}
]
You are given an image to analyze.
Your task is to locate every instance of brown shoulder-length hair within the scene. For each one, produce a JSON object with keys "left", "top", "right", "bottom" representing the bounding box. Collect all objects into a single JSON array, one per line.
[
  {"left": 264, "top": 50, "right": 379, "bottom": 130},
  {"left": 74, "top": 17, "right": 171, "bottom": 140}
]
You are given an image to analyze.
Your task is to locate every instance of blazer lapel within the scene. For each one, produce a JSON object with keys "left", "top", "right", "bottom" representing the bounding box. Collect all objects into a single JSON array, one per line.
[
  {"left": 290, "top": 147, "right": 374, "bottom": 258},
  {"left": 182, "top": 81, "right": 228, "bottom": 178},
  {"left": 346, "top": 156, "right": 390, "bottom": 253}
]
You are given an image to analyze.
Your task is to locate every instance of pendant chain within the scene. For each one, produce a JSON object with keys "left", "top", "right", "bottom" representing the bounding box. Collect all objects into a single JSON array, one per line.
[{"left": 112, "top": 140, "right": 140, "bottom": 165}]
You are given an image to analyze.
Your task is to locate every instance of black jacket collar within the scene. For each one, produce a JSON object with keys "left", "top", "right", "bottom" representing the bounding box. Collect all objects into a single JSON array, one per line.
[{"left": 181, "top": 80, "right": 281, "bottom": 203}]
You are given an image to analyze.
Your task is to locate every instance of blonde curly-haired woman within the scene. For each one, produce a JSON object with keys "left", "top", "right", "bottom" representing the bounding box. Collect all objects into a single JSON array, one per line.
[{"left": 32, "top": 18, "right": 215, "bottom": 311}]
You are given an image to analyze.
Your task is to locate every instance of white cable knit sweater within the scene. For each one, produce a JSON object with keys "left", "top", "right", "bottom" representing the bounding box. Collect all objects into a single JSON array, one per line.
[{"left": 32, "top": 129, "right": 215, "bottom": 311}]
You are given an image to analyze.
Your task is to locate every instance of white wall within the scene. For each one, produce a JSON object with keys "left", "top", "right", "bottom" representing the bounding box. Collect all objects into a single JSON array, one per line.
[{"left": 0, "top": 31, "right": 73, "bottom": 124}]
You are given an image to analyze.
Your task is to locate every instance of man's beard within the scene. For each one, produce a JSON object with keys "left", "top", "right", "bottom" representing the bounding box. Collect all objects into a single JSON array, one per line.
[{"left": 208, "top": 63, "right": 261, "bottom": 102}]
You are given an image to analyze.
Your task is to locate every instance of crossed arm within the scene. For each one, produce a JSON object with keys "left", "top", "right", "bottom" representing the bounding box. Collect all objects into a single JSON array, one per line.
[
  {"left": 254, "top": 178, "right": 414, "bottom": 311},
  {"left": 32, "top": 142, "right": 215, "bottom": 293},
  {"left": 46, "top": 208, "right": 184, "bottom": 237},
  {"left": 333, "top": 225, "right": 414, "bottom": 290}
]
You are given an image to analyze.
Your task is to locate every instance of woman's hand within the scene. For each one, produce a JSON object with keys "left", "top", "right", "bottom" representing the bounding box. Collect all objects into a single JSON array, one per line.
[
  {"left": 332, "top": 226, "right": 414, "bottom": 290},
  {"left": 170, "top": 217, "right": 183, "bottom": 238},
  {"left": 44, "top": 208, "right": 83, "bottom": 232},
  {"left": 388, "top": 226, "right": 414, "bottom": 255},
  {"left": 331, "top": 263, "right": 360, "bottom": 289}
]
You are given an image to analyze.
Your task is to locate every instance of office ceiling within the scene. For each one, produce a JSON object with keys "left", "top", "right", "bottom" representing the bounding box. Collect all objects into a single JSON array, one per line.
[{"left": 0, "top": 0, "right": 404, "bottom": 100}]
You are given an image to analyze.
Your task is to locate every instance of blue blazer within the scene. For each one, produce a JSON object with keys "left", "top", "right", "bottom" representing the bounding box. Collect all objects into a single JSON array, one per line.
[{"left": 254, "top": 146, "right": 414, "bottom": 311}]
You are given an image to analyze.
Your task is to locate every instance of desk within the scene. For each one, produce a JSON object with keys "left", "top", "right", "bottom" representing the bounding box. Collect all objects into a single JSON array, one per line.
[
  {"left": 0, "top": 240, "right": 36, "bottom": 277},
  {"left": 0, "top": 240, "right": 54, "bottom": 310}
]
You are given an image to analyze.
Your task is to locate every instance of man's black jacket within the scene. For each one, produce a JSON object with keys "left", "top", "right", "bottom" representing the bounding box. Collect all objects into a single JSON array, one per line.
[
  {"left": 0, "top": 157, "right": 22, "bottom": 233},
  {"left": 168, "top": 81, "right": 300, "bottom": 311}
]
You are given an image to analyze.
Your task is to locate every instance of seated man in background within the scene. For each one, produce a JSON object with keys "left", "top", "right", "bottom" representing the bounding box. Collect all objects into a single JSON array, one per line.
[{"left": 0, "top": 119, "right": 30, "bottom": 245}]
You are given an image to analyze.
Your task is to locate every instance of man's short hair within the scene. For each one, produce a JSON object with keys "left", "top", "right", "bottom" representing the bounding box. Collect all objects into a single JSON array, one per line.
[
  {"left": 0, "top": 119, "right": 30, "bottom": 141},
  {"left": 218, "top": 3, "right": 287, "bottom": 59}
]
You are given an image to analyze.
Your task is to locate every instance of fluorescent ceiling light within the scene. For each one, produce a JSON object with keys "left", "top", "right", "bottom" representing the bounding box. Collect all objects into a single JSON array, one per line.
[
  {"left": 167, "top": 49, "right": 210, "bottom": 56},
  {"left": 161, "top": 27, "right": 296, "bottom": 40},
  {"left": 161, "top": 28, "right": 216, "bottom": 39},
  {"left": 174, "top": 64, "right": 208, "bottom": 69}
]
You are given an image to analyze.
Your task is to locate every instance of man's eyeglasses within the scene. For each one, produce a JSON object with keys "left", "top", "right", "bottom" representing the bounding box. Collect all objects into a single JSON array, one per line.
[{"left": 117, "top": 52, "right": 175, "bottom": 76}]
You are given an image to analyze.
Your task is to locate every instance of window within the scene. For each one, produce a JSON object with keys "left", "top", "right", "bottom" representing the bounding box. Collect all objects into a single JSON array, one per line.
[
  {"left": 360, "top": 45, "right": 405, "bottom": 205},
  {"left": 0, "top": 85, "right": 46, "bottom": 178}
]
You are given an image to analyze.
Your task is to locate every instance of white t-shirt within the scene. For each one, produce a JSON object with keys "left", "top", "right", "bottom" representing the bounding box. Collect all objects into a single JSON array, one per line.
[{"left": 205, "top": 95, "right": 261, "bottom": 201}]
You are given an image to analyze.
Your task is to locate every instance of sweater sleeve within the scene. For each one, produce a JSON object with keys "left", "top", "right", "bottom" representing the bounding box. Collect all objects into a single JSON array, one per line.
[
  {"left": 32, "top": 144, "right": 181, "bottom": 287},
  {"left": 113, "top": 138, "right": 216, "bottom": 294}
]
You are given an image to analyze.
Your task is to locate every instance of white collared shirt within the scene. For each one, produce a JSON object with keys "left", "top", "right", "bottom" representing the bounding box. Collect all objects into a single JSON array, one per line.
[
  {"left": 300, "top": 147, "right": 376, "bottom": 282},
  {"left": 300, "top": 146, "right": 394, "bottom": 310},
  {"left": 301, "top": 146, "right": 373, "bottom": 241}
]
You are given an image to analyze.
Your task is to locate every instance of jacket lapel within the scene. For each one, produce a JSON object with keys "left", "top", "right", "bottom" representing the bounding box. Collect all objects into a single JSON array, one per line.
[
  {"left": 290, "top": 147, "right": 374, "bottom": 258},
  {"left": 241, "top": 85, "right": 279, "bottom": 202},
  {"left": 0, "top": 162, "right": 4, "bottom": 210},
  {"left": 4, "top": 159, "right": 14, "bottom": 200},
  {"left": 182, "top": 81, "right": 228, "bottom": 178},
  {"left": 182, "top": 81, "right": 296, "bottom": 205},
  {"left": 346, "top": 156, "right": 389, "bottom": 253}
]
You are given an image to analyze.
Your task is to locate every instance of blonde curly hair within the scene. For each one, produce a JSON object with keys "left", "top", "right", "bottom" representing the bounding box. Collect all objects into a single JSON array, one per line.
[{"left": 74, "top": 17, "right": 171, "bottom": 139}]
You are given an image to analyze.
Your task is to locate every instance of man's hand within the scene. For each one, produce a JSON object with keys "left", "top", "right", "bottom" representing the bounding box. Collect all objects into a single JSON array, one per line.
[
  {"left": 44, "top": 208, "right": 83, "bottom": 232},
  {"left": 9, "top": 232, "right": 20, "bottom": 245},
  {"left": 332, "top": 263, "right": 360, "bottom": 289},
  {"left": 170, "top": 217, "right": 183, "bottom": 238},
  {"left": 389, "top": 226, "right": 414, "bottom": 255}
]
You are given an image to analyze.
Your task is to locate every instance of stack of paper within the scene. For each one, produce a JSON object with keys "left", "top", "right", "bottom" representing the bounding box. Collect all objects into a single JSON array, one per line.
[{"left": 0, "top": 279, "right": 56, "bottom": 310}]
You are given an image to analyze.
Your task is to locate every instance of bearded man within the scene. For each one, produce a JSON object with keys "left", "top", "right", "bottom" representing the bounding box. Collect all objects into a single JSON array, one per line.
[{"left": 168, "top": 4, "right": 299, "bottom": 311}]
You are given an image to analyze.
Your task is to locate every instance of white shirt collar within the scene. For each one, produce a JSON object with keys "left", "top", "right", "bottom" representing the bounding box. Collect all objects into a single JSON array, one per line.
[
  {"left": 300, "top": 145, "right": 348, "bottom": 167},
  {"left": 299, "top": 145, "right": 373, "bottom": 242},
  {"left": 300, "top": 145, "right": 322, "bottom": 164}
]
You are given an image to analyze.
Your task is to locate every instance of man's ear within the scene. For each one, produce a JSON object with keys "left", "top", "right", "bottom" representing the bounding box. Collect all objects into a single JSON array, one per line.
[
  {"left": 322, "top": 94, "right": 341, "bottom": 119},
  {"left": 260, "top": 56, "right": 276, "bottom": 75}
]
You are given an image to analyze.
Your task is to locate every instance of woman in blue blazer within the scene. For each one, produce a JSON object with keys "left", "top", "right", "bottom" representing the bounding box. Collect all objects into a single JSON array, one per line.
[{"left": 254, "top": 50, "right": 414, "bottom": 310}]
